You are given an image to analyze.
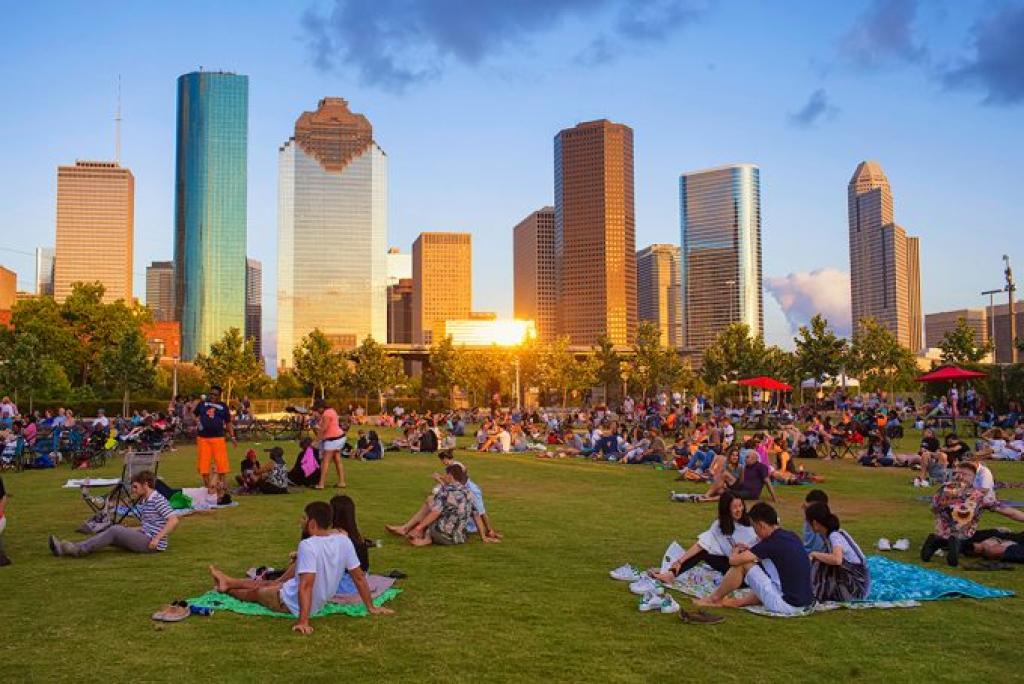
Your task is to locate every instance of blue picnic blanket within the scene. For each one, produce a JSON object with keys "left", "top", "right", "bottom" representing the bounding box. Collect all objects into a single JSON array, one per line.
[{"left": 862, "top": 555, "right": 1012, "bottom": 602}]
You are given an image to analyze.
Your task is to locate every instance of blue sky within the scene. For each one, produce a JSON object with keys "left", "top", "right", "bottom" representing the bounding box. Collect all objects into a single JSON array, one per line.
[{"left": 2, "top": 1, "right": 1022, "bottom": 368}]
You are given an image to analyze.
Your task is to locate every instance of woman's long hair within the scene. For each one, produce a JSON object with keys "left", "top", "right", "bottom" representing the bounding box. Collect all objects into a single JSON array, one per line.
[
  {"left": 718, "top": 491, "right": 750, "bottom": 536},
  {"left": 804, "top": 501, "right": 840, "bottom": 534},
  {"left": 329, "top": 495, "right": 364, "bottom": 547}
]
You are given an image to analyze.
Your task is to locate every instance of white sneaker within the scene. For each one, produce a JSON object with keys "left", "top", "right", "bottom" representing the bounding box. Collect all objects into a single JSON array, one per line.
[
  {"left": 629, "top": 577, "right": 660, "bottom": 595},
  {"left": 659, "top": 595, "right": 681, "bottom": 614},
  {"left": 893, "top": 538, "right": 910, "bottom": 551},
  {"left": 912, "top": 478, "right": 921, "bottom": 487},
  {"left": 610, "top": 564, "right": 641, "bottom": 582},
  {"left": 919, "top": 480, "right": 930, "bottom": 488},
  {"left": 877, "top": 538, "right": 892, "bottom": 551},
  {"left": 638, "top": 592, "right": 664, "bottom": 612}
]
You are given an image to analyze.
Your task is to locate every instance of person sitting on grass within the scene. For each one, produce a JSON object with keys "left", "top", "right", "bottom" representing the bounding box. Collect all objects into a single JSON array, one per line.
[
  {"left": 287, "top": 439, "right": 321, "bottom": 488},
  {"left": 650, "top": 492, "right": 756, "bottom": 583},
  {"left": 802, "top": 489, "right": 829, "bottom": 553},
  {"left": 974, "top": 428, "right": 1023, "bottom": 461},
  {"left": 354, "top": 431, "right": 383, "bottom": 460},
  {"left": 209, "top": 501, "right": 392, "bottom": 635},
  {"left": 236, "top": 448, "right": 262, "bottom": 492},
  {"left": 898, "top": 427, "right": 945, "bottom": 486},
  {"left": 250, "top": 447, "right": 290, "bottom": 494},
  {"left": 49, "top": 471, "right": 178, "bottom": 557},
  {"left": 675, "top": 447, "right": 777, "bottom": 503},
  {"left": 385, "top": 463, "right": 495, "bottom": 546},
  {"left": 329, "top": 495, "right": 380, "bottom": 594},
  {"left": 805, "top": 502, "right": 870, "bottom": 601},
  {"left": 857, "top": 430, "right": 894, "bottom": 467},
  {"left": 693, "top": 502, "right": 814, "bottom": 615},
  {"left": 436, "top": 451, "right": 502, "bottom": 542}
]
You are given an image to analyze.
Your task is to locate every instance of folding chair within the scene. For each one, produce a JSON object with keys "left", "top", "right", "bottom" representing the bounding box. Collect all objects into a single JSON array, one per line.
[{"left": 81, "top": 449, "right": 161, "bottom": 525}]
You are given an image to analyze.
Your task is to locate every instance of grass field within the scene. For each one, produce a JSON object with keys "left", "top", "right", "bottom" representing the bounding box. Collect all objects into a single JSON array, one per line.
[{"left": 2, "top": 431, "right": 1022, "bottom": 683}]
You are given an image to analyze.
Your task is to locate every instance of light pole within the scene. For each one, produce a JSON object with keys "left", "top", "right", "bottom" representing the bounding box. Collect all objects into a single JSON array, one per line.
[
  {"left": 172, "top": 356, "right": 179, "bottom": 398},
  {"left": 982, "top": 288, "right": 1002, "bottom": 362},
  {"left": 1004, "top": 255, "right": 1017, "bottom": 364}
]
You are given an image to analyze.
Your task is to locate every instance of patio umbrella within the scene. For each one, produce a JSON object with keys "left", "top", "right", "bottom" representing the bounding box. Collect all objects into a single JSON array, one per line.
[
  {"left": 738, "top": 376, "right": 793, "bottom": 391},
  {"left": 915, "top": 366, "right": 986, "bottom": 383}
]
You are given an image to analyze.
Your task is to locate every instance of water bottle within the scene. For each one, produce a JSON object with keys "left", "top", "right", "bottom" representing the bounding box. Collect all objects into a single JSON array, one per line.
[{"left": 189, "top": 605, "right": 214, "bottom": 617}]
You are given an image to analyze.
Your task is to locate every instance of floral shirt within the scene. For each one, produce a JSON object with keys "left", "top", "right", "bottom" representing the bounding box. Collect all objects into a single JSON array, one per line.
[
  {"left": 930, "top": 483, "right": 993, "bottom": 539},
  {"left": 431, "top": 483, "right": 478, "bottom": 544},
  {"left": 265, "top": 463, "right": 288, "bottom": 489}
]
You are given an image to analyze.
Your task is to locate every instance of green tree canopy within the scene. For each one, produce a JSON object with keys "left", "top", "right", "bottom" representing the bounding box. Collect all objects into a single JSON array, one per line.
[
  {"left": 938, "top": 318, "right": 990, "bottom": 365},
  {"left": 292, "top": 329, "right": 346, "bottom": 400},
  {"left": 591, "top": 334, "right": 622, "bottom": 403},
  {"left": 847, "top": 318, "right": 918, "bottom": 394},
  {"left": 97, "top": 328, "right": 157, "bottom": 415},
  {"left": 194, "top": 327, "right": 265, "bottom": 403},
  {"left": 793, "top": 314, "right": 849, "bottom": 385},
  {"left": 350, "top": 336, "right": 404, "bottom": 410}
]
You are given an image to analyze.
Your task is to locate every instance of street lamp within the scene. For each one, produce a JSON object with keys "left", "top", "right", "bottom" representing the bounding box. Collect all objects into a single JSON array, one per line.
[
  {"left": 982, "top": 288, "right": 1002, "bottom": 361},
  {"left": 1004, "top": 255, "right": 1017, "bottom": 364}
]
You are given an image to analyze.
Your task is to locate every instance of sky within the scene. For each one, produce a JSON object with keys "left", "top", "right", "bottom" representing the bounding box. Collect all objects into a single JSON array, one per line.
[{"left": 2, "top": 0, "right": 1023, "bottom": 370}]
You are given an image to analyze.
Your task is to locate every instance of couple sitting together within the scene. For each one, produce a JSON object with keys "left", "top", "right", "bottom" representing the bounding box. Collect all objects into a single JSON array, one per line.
[
  {"left": 209, "top": 496, "right": 394, "bottom": 635},
  {"left": 653, "top": 491, "right": 869, "bottom": 615},
  {"left": 386, "top": 451, "right": 501, "bottom": 546}
]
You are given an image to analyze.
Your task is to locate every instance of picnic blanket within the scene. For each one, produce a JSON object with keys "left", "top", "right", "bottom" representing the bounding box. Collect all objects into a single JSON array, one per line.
[
  {"left": 665, "top": 555, "right": 1011, "bottom": 617},
  {"left": 187, "top": 585, "right": 401, "bottom": 618},
  {"left": 63, "top": 478, "right": 121, "bottom": 488}
]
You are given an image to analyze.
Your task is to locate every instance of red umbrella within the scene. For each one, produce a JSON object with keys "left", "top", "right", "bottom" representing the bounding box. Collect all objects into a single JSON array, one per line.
[
  {"left": 738, "top": 376, "right": 793, "bottom": 391},
  {"left": 916, "top": 366, "right": 987, "bottom": 383}
]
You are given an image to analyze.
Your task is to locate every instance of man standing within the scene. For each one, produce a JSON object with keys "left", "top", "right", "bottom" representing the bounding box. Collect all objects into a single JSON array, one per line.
[
  {"left": 209, "top": 501, "right": 392, "bottom": 634},
  {"left": 194, "top": 385, "right": 236, "bottom": 488},
  {"left": 49, "top": 471, "right": 178, "bottom": 557},
  {"left": 694, "top": 502, "right": 813, "bottom": 615}
]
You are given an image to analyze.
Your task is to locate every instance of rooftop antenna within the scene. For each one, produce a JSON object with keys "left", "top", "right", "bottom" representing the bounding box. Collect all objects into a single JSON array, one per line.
[{"left": 115, "top": 74, "right": 122, "bottom": 164}]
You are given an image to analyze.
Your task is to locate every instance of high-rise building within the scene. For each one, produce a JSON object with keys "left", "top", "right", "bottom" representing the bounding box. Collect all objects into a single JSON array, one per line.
[
  {"left": 386, "top": 247, "right": 411, "bottom": 286},
  {"left": 145, "top": 261, "right": 175, "bottom": 322},
  {"left": 387, "top": 278, "right": 414, "bottom": 344},
  {"left": 848, "top": 161, "right": 922, "bottom": 351},
  {"left": 0, "top": 266, "right": 16, "bottom": 310},
  {"left": 637, "top": 244, "right": 683, "bottom": 349},
  {"left": 554, "top": 119, "right": 636, "bottom": 346},
  {"left": 246, "top": 258, "right": 262, "bottom": 360},
  {"left": 513, "top": 207, "right": 557, "bottom": 342},
  {"left": 35, "top": 247, "right": 54, "bottom": 297},
  {"left": 412, "top": 232, "right": 471, "bottom": 345},
  {"left": 54, "top": 161, "right": 134, "bottom": 303},
  {"left": 174, "top": 70, "right": 248, "bottom": 360},
  {"left": 925, "top": 309, "right": 987, "bottom": 351},
  {"left": 679, "top": 164, "right": 763, "bottom": 353},
  {"left": 277, "top": 97, "right": 387, "bottom": 367},
  {"left": 986, "top": 303, "right": 1024, "bottom": 364}
]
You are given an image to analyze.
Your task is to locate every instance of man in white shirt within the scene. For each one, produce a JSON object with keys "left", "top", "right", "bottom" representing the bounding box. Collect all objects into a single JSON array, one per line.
[
  {"left": 92, "top": 409, "right": 110, "bottom": 432},
  {"left": 496, "top": 427, "right": 512, "bottom": 453},
  {"left": 209, "top": 501, "right": 392, "bottom": 634}
]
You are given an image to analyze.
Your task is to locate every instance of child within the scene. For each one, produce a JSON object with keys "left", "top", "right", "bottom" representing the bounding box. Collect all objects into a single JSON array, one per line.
[{"left": 236, "top": 448, "right": 261, "bottom": 492}]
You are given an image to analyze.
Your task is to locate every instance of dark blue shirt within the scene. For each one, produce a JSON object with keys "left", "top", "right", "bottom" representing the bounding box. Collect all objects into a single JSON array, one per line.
[
  {"left": 752, "top": 528, "right": 814, "bottom": 608},
  {"left": 193, "top": 401, "right": 230, "bottom": 438}
]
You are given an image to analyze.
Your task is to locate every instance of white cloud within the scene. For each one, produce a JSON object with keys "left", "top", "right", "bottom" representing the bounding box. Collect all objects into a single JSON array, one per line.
[{"left": 765, "top": 268, "right": 851, "bottom": 337}]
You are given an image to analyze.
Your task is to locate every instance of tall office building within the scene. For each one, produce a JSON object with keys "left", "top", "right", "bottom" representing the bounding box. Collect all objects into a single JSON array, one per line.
[
  {"left": 679, "top": 164, "right": 763, "bottom": 353},
  {"left": 386, "top": 247, "right": 411, "bottom": 285},
  {"left": 246, "top": 258, "right": 262, "bottom": 360},
  {"left": 513, "top": 207, "right": 556, "bottom": 341},
  {"left": 0, "top": 266, "right": 15, "bottom": 310},
  {"left": 554, "top": 119, "right": 636, "bottom": 346},
  {"left": 35, "top": 247, "right": 54, "bottom": 297},
  {"left": 925, "top": 308, "right": 987, "bottom": 350},
  {"left": 145, "top": 261, "right": 175, "bottom": 322},
  {"left": 986, "top": 303, "right": 1024, "bottom": 364},
  {"left": 277, "top": 97, "right": 387, "bottom": 366},
  {"left": 412, "top": 232, "right": 471, "bottom": 345},
  {"left": 174, "top": 70, "right": 248, "bottom": 360},
  {"left": 54, "top": 161, "right": 134, "bottom": 303},
  {"left": 387, "top": 278, "right": 414, "bottom": 344},
  {"left": 848, "top": 161, "right": 922, "bottom": 351},
  {"left": 637, "top": 244, "right": 683, "bottom": 349}
]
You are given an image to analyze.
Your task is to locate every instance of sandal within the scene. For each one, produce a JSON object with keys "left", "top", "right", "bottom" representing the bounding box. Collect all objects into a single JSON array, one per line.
[{"left": 152, "top": 603, "right": 190, "bottom": 622}]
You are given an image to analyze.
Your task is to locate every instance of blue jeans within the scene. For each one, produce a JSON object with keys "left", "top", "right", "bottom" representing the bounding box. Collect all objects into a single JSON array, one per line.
[{"left": 686, "top": 449, "right": 715, "bottom": 471}]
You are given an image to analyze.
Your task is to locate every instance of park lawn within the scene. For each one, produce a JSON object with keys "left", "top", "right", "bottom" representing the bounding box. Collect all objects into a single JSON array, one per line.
[{"left": 2, "top": 433, "right": 1023, "bottom": 683}]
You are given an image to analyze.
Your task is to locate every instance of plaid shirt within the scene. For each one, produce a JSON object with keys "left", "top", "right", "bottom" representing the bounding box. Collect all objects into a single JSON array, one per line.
[{"left": 138, "top": 490, "right": 174, "bottom": 550}]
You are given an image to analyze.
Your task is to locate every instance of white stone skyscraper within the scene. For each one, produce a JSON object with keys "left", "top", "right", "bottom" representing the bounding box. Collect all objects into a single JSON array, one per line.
[{"left": 277, "top": 98, "right": 388, "bottom": 367}]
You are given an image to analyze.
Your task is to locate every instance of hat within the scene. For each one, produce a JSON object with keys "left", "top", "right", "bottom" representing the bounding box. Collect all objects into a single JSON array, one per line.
[{"left": 264, "top": 446, "right": 286, "bottom": 465}]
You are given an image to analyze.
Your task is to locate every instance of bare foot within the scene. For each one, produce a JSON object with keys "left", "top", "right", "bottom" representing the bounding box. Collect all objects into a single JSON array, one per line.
[
  {"left": 385, "top": 525, "right": 407, "bottom": 537},
  {"left": 693, "top": 596, "right": 720, "bottom": 608},
  {"left": 209, "top": 565, "right": 229, "bottom": 592},
  {"left": 408, "top": 535, "right": 431, "bottom": 547}
]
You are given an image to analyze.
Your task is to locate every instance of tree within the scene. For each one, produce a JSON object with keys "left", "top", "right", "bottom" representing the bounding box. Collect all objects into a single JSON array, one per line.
[
  {"left": 426, "top": 337, "right": 462, "bottom": 406},
  {"left": 350, "top": 336, "right": 404, "bottom": 411},
  {"left": 631, "top": 321, "right": 693, "bottom": 399},
  {"left": 793, "top": 314, "right": 849, "bottom": 386},
  {"left": 538, "top": 336, "right": 594, "bottom": 407},
  {"left": 591, "top": 334, "right": 622, "bottom": 403},
  {"left": 292, "top": 329, "right": 345, "bottom": 401},
  {"left": 60, "top": 282, "right": 150, "bottom": 386},
  {"left": 194, "top": 327, "right": 265, "bottom": 403},
  {"left": 938, "top": 318, "right": 990, "bottom": 364},
  {"left": 0, "top": 331, "right": 52, "bottom": 411},
  {"left": 98, "top": 328, "right": 157, "bottom": 415},
  {"left": 701, "top": 323, "right": 771, "bottom": 386},
  {"left": 847, "top": 318, "right": 918, "bottom": 395}
]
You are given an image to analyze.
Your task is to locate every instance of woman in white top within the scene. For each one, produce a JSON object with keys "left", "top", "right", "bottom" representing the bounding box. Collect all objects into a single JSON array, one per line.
[
  {"left": 975, "top": 428, "right": 1023, "bottom": 461},
  {"left": 651, "top": 492, "right": 757, "bottom": 582},
  {"left": 806, "top": 502, "right": 870, "bottom": 601}
]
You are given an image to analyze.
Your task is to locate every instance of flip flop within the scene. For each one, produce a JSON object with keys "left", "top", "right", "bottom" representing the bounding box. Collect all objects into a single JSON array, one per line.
[{"left": 151, "top": 604, "right": 189, "bottom": 622}]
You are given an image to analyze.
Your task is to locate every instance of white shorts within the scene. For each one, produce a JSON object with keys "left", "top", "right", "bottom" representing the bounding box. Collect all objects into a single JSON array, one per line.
[
  {"left": 745, "top": 561, "right": 805, "bottom": 615},
  {"left": 321, "top": 437, "right": 345, "bottom": 452},
  {"left": 0, "top": 515, "right": 6, "bottom": 534}
]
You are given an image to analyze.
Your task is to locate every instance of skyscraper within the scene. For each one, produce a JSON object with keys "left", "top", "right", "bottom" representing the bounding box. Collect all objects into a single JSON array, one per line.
[
  {"left": 54, "top": 161, "right": 134, "bottom": 303},
  {"left": 637, "top": 244, "right": 683, "bottom": 349},
  {"left": 679, "top": 164, "right": 763, "bottom": 353},
  {"left": 387, "top": 278, "right": 414, "bottom": 344},
  {"left": 513, "top": 207, "right": 556, "bottom": 341},
  {"left": 145, "top": 261, "right": 175, "bottom": 322},
  {"left": 924, "top": 309, "right": 987, "bottom": 350},
  {"left": 35, "top": 247, "right": 54, "bottom": 297},
  {"left": 554, "top": 119, "right": 636, "bottom": 346},
  {"left": 0, "top": 266, "right": 15, "bottom": 310},
  {"left": 412, "top": 232, "right": 471, "bottom": 345},
  {"left": 848, "top": 161, "right": 922, "bottom": 351},
  {"left": 246, "top": 258, "right": 262, "bottom": 360},
  {"left": 386, "top": 247, "right": 411, "bottom": 285},
  {"left": 277, "top": 97, "right": 387, "bottom": 367},
  {"left": 174, "top": 70, "right": 248, "bottom": 360}
]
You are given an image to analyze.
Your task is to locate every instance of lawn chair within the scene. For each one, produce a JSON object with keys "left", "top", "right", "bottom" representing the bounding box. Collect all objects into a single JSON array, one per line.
[{"left": 81, "top": 449, "right": 161, "bottom": 525}]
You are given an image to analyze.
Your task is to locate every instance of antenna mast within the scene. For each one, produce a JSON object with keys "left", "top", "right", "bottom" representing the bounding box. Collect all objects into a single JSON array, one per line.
[{"left": 115, "top": 74, "right": 122, "bottom": 163}]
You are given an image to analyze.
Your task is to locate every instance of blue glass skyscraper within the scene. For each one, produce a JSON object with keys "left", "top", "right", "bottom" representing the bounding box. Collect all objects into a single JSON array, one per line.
[{"left": 174, "top": 70, "right": 248, "bottom": 360}]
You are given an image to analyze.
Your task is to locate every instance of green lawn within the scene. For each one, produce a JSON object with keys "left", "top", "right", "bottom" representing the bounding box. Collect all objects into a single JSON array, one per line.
[{"left": 2, "top": 433, "right": 1022, "bottom": 683}]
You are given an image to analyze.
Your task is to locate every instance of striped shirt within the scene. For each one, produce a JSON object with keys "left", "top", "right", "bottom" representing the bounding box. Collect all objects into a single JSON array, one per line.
[{"left": 138, "top": 490, "right": 173, "bottom": 551}]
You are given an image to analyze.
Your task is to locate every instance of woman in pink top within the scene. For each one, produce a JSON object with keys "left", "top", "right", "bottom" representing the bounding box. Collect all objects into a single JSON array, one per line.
[{"left": 314, "top": 399, "right": 346, "bottom": 489}]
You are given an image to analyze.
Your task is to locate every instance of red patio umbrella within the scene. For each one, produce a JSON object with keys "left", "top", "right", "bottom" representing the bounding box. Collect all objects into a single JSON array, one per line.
[
  {"left": 915, "top": 366, "right": 987, "bottom": 383},
  {"left": 738, "top": 376, "right": 793, "bottom": 391}
]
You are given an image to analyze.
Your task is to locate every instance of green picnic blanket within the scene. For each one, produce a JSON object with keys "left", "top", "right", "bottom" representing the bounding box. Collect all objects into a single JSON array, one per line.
[{"left": 187, "top": 587, "right": 401, "bottom": 618}]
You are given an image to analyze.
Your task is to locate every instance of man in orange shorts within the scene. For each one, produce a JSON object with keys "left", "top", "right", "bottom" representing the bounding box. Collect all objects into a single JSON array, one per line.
[{"left": 193, "top": 385, "right": 236, "bottom": 488}]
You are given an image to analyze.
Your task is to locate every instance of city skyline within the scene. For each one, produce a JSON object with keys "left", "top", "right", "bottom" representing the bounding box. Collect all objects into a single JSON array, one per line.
[{"left": 2, "top": 2, "right": 1023, "bottom": 367}]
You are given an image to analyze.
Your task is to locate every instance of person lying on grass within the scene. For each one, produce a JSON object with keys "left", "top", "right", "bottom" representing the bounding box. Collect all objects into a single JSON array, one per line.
[
  {"left": 805, "top": 502, "right": 870, "bottom": 602},
  {"left": 209, "top": 501, "right": 392, "bottom": 635},
  {"left": 49, "top": 470, "right": 178, "bottom": 557},
  {"left": 650, "top": 492, "right": 756, "bottom": 583},
  {"left": 385, "top": 462, "right": 497, "bottom": 546},
  {"left": 693, "top": 502, "right": 814, "bottom": 616}
]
